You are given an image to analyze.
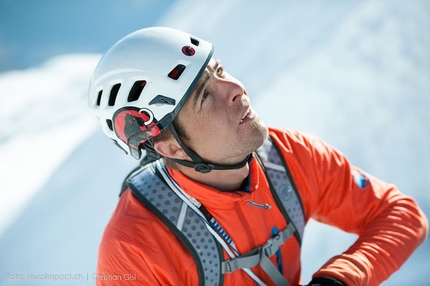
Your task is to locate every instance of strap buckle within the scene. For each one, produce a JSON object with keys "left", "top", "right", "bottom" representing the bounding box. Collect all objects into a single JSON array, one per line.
[
  {"left": 222, "top": 261, "right": 233, "bottom": 274},
  {"left": 262, "top": 236, "right": 277, "bottom": 257}
]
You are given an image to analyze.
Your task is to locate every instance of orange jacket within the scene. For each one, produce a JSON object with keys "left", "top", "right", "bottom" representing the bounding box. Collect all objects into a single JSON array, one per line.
[{"left": 96, "top": 128, "right": 428, "bottom": 285}]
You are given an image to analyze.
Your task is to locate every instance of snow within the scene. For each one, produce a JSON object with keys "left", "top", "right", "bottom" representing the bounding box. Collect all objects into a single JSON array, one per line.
[
  {"left": 0, "top": 1, "right": 429, "bottom": 285},
  {"left": 0, "top": 55, "right": 101, "bottom": 238}
]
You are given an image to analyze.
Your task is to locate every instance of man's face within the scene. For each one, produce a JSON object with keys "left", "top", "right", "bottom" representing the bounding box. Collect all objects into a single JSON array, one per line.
[{"left": 176, "top": 58, "right": 268, "bottom": 165}]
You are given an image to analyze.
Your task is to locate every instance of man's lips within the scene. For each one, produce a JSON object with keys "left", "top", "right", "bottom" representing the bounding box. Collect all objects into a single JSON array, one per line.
[{"left": 239, "top": 107, "right": 255, "bottom": 124}]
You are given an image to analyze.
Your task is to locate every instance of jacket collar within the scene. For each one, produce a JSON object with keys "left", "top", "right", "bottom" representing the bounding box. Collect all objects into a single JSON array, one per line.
[{"left": 167, "top": 158, "right": 262, "bottom": 210}]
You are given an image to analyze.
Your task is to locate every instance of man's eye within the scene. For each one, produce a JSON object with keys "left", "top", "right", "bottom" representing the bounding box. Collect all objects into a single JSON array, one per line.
[
  {"left": 202, "top": 91, "right": 209, "bottom": 103},
  {"left": 217, "top": 66, "right": 224, "bottom": 76}
]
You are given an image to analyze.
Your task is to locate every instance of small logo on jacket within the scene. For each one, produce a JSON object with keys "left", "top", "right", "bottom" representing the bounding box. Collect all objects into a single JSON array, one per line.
[{"left": 354, "top": 172, "right": 370, "bottom": 189}]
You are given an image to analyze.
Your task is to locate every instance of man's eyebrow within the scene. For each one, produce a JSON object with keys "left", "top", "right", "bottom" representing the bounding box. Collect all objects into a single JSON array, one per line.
[
  {"left": 192, "top": 59, "right": 221, "bottom": 109},
  {"left": 207, "top": 58, "right": 221, "bottom": 73}
]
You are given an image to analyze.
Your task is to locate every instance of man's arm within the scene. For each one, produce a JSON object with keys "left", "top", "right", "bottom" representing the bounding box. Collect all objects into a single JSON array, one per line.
[
  {"left": 304, "top": 132, "right": 428, "bottom": 285},
  {"left": 270, "top": 128, "right": 428, "bottom": 286}
]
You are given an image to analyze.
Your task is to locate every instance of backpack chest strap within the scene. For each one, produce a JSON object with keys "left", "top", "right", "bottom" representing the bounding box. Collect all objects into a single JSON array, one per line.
[{"left": 221, "top": 223, "right": 295, "bottom": 286}]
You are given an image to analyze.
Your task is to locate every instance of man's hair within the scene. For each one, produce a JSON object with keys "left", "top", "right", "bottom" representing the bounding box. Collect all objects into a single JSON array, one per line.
[{"left": 150, "top": 117, "right": 189, "bottom": 169}]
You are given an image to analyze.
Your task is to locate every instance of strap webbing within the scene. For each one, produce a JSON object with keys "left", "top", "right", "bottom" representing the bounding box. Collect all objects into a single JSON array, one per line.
[{"left": 221, "top": 223, "right": 296, "bottom": 286}]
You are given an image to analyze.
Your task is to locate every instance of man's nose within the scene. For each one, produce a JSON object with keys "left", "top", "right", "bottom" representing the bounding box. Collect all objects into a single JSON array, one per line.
[{"left": 217, "top": 78, "right": 245, "bottom": 106}]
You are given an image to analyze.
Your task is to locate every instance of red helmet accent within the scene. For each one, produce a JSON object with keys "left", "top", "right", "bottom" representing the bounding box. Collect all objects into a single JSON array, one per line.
[
  {"left": 182, "top": 46, "right": 195, "bottom": 56},
  {"left": 113, "top": 107, "right": 161, "bottom": 149}
]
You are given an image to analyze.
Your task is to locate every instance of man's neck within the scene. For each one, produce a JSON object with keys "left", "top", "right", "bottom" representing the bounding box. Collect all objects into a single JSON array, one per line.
[{"left": 177, "top": 163, "right": 251, "bottom": 192}]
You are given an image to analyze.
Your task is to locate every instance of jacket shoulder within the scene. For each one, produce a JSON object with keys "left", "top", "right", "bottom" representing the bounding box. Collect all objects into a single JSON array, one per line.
[{"left": 98, "top": 189, "right": 198, "bottom": 285}]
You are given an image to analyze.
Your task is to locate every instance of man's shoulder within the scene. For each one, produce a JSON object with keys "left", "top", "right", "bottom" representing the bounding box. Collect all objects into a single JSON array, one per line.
[
  {"left": 102, "top": 189, "right": 165, "bottom": 241},
  {"left": 266, "top": 127, "right": 336, "bottom": 169},
  {"left": 268, "top": 127, "right": 317, "bottom": 149}
]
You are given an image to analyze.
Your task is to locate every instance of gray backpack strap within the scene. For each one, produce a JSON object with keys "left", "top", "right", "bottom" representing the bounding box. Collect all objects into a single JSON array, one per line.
[
  {"left": 125, "top": 161, "right": 224, "bottom": 286},
  {"left": 256, "top": 137, "right": 305, "bottom": 244}
]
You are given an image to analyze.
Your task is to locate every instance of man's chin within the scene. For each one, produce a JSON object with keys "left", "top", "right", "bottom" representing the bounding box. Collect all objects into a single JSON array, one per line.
[
  {"left": 251, "top": 116, "right": 268, "bottom": 136},
  {"left": 249, "top": 119, "right": 268, "bottom": 151}
]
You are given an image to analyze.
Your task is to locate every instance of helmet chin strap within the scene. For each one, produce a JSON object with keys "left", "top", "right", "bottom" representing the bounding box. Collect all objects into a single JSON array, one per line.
[{"left": 168, "top": 124, "right": 253, "bottom": 173}]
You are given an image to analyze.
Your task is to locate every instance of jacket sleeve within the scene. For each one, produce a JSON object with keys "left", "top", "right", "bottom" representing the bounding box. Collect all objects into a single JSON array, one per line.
[{"left": 276, "top": 130, "right": 428, "bottom": 286}]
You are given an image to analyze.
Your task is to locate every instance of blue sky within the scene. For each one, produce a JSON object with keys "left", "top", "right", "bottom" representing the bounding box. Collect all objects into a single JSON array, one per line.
[{"left": 0, "top": 0, "right": 173, "bottom": 71}]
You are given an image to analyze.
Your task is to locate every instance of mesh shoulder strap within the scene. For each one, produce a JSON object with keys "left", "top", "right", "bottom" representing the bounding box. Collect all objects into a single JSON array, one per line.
[
  {"left": 256, "top": 137, "right": 305, "bottom": 244},
  {"left": 124, "top": 161, "right": 224, "bottom": 286}
]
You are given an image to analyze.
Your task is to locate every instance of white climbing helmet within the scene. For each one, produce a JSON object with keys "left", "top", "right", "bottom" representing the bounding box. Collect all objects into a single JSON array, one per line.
[{"left": 88, "top": 27, "right": 213, "bottom": 159}]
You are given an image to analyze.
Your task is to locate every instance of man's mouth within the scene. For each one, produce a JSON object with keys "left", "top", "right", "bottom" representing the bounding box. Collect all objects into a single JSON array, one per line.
[{"left": 240, "top": 108, "right": 255, "bottom": 124}]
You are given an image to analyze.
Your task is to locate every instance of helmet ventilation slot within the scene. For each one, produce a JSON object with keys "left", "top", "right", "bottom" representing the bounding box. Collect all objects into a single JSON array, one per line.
[
  {"left": 96, "top": 90, "right": 103, "bottom": 106},
  {"left": 106, "top": 119, "right": 113, "bottom": 131},
  {"left": 128, "top": 80, "right": 147, "bottom": 102},
  {"left": 190, "top": 37, "right": 200, "bottom": 46},
  {"left": 108, "top": 83, "right": 121, "bottom": 106},
  {"left": 149, "top": 95, "right": 176, "bottom": 106},
  {"left": 168, "top": 64, "right": 186, "bottom": 80}
]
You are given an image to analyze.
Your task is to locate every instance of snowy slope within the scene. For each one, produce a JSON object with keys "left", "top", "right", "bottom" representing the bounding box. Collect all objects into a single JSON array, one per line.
[
  {"left": 1, "top": 1, "right": 429, "bottom": 285},
  {"left": 0, "top": 55, "right": 100, "bottom": 237}
]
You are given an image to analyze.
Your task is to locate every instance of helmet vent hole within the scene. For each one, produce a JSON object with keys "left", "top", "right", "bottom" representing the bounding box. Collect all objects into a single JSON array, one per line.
[
  {"left": 108, "top": 83, "right": 121, "bottom": 106},
  {"left": 96, "top": 90, "right": 103, "bottom": 106},
  {"left": 128, "top": 80, "right": 147, "bottom": 102},
  {"left": 149, "top": 95, "right": 176, "bottom": 106},
  {"left": 106, "top": 119, "right": 113, "bottom": 131},
  {"left": 190, "top": 37, "right": 200, "bottom": 46},
  {"left": 168, "top": 64, "right": 186, "bottom": 80}
]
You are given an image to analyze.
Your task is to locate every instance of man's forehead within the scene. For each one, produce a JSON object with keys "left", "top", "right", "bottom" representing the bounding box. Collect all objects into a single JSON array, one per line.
[
  {"left": 206, "top": 58, "right": 218, "bottom": 70},
  {"left": 196, "top": 58, "right": 219, "bottom": 82},
  {"left": 200, "top": 58, "right": 220, "bottom": 83}
]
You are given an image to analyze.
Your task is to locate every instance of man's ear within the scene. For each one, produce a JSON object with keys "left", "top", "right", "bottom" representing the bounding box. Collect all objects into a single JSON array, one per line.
[{"left": 153, "top": 139, "right": 188, "bottom": 160}]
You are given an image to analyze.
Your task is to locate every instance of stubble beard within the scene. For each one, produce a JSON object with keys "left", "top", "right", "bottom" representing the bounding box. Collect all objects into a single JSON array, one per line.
[{"left": 249, "top": 114, "right": 269, "bottom": 150}]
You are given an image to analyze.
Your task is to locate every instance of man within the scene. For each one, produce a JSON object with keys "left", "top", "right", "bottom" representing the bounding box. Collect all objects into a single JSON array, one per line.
[{"left": 88, "top": 27, "right": 428, "bottom": 285}]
